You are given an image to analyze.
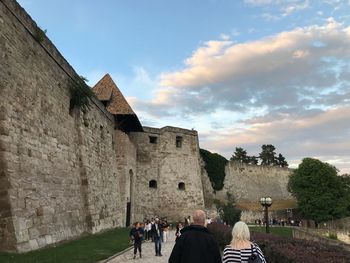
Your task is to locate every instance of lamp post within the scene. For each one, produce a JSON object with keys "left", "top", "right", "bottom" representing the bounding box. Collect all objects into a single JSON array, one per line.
[{"left": 260, "top": 197, "right": 272, "bottom": 233}]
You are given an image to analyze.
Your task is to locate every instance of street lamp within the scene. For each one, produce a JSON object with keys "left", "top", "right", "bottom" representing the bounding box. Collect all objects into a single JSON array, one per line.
[{"left": 260, "top": 197, "right": 272, "bottom": 233}]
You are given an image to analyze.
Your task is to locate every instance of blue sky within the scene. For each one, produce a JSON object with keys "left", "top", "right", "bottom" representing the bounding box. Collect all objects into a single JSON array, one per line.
[{"left": 18, "top": 0, "right": 350, "bottom": 173}]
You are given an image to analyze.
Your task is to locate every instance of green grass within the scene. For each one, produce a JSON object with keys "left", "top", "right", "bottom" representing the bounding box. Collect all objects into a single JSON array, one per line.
[
  {"left": 249, "top": 226, "right": 293, "bottom": 237},
  {"left": 0, "top": 227, "right": 131, "bottom": 263},
  {"left": 328, "top": 232, "right": 338, "bottom": 240}
]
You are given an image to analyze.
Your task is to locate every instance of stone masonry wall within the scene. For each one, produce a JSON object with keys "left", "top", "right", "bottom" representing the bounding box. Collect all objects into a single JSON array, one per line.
[
  {"left": 114, "top": 130, "right": 137, "bottom": 227},
  {"left": 130, "top": 127, "right": 205, "bottom": 221},
  {"left": 0, "top": 0, "right": 125, "bottom": 252},
  {"left": 76, "top": 109, "right": 123, "bottom": 234},
  {"left": 221, "top": 161, "right": 296, "bottom": 212},
  {"left": 0, "top": 138, "right": 16, "bottom": 251}
]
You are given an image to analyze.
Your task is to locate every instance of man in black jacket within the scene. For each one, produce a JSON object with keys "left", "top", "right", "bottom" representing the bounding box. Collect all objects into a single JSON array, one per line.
[
  {"left": 169, "top": 210, "right": 221, "bottom": 263},
  {"left": 151, "top": 217, "right": 163, "bottom": 256}
]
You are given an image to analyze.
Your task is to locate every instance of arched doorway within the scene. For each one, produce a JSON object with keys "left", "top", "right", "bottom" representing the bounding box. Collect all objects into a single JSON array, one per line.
[{"left": 126, "top": 169, "right": 133, "bottom": 226}]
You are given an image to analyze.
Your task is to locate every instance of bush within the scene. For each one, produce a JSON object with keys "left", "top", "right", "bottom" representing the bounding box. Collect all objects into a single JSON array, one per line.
[
  {"left": 207, "top": 222, "right": 232, "bottom": 250},
  {"left": 328, "top": 232, "right": 338, "bottom": 240},
  {"left": 208, "top": 225, "right": 350, "bottom": 262},
  {"left": 214, "top": 193, "right": 241, "bottom": 226},
  {"left": 251, "top": 231, "right": 350, "bottom": 263}
]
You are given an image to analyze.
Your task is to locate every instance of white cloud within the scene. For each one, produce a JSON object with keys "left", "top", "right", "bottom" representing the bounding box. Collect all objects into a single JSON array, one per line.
[
  {"left": 155, "top": 19, "right": 350, "bottom": 114},
  {"left": 244, "top": 0, "right": 281, "bottom": 6},
  {"left": 245, "top": 0, "right": 310, "bottom": 20},
  {"left": 130, "top": 19, "right": 350, "bottom": 173},
  {"left": 281, "top": 0, "right": 309, "bottom": 16}
]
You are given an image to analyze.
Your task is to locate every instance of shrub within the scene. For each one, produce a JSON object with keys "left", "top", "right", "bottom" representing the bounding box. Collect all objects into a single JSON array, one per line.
[
  {"left": 208, "top": 225, "right": 350, "bottom": 262},
  {"left": 214, "top": 193, "right": 241, "bottom": 226},
  {"left": 69, "top": 76, "right": 96, "bottom": 112},
  {"left": 251, "top": 231, "right": 350, "bottom": 263},
  {"left": 328, "top": 232, "right": 338, "bottom": 240},
  {"left": 207, "top": 222, "right": 232, "bottom": 250}
]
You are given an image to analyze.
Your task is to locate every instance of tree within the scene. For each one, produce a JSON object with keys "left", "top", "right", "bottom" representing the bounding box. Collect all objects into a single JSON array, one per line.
[
  {"left": 275, "top": 153, "right": 288, "bottom": 167},
  {"left": 247, "top": 155, "right": 259, "bottom": 165},
  {"left": 259, "top": 144, "right": 276, "bottom": 166},
  {"left": 340, "top": 175, "right": 350, "bottom": 214},
  {"left": 214, "top": 193, "right": 241, "bottom": 226},
  {"left": 288, "top": 158, "right": 349, "bottom": 224},
  {"left": 200, "top": 149, "right": 228, "bottom": 191},
  {"left": 230, "top": 147, "right": 248, "bottom": 163}
]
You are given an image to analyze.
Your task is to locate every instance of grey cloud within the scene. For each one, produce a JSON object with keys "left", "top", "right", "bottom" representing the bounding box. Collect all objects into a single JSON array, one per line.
[{"left": 200, "top": 106, "right": 350, "bottom": 173}]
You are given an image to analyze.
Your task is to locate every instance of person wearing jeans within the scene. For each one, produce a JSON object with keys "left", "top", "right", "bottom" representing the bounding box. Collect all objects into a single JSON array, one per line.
[{"left": 151, "top": 218, "right": 163, "bottom": 256}]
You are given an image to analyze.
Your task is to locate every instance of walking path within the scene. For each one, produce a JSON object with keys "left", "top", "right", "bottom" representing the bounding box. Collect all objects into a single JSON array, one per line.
[{"left": 105, "top": 231, "right": 176, "bottom": 263}]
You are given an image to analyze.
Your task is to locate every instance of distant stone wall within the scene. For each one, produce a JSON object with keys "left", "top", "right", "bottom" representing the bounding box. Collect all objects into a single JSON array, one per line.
[
  {"left": 293, "top": 228, "right": 350, "bottom": 251},
  {"left": 130, "top": 126, "right": 205, "bottom": 221},
  {"left": 0, "top": 0, "right": 126, "bottom": 252},
  {"left": 221, "top": 162, "right": 296, "bottom": 212},
  {"left": 319, "top": 217, "right": 350, "bottom": 231}
]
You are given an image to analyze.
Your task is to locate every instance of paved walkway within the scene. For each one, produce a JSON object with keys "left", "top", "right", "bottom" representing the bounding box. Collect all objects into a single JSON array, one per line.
[{"left": 106, "top": 231, "right": 176, "bottom": 263}]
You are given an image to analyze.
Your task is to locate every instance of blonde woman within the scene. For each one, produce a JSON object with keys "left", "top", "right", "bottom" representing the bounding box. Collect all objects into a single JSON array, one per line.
[{"left": 222, "top": 221, "right": 266, "bottom": 263}]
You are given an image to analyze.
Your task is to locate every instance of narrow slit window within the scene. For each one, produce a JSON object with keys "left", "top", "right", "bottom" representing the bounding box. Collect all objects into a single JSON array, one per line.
[
  {"left": 176, "top": 136, "right": 183, "bottom": 148},
  {"left": 69, "top": 98, "right": 75, "bottom": 116}
]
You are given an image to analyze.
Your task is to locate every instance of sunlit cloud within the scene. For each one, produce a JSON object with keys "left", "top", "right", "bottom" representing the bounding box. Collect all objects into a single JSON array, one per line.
[{"left": 128, "top": 19, "right": 350, "bottom": 173}]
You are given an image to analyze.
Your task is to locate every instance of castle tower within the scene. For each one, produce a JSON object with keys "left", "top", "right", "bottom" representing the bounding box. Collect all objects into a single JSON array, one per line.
[
  {"left": 129, "top": 127, "right": 206, "bottom": 221},
  {"left": 92, "top": 74, "right": 143, "bottom": 227}
]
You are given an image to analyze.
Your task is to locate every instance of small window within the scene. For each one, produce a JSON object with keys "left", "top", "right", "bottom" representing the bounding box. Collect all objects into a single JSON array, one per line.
[
  {"left": 149, "top": 180, "right": 157, "bottom": 189},
  {"left": 176, "top": 136, "right": 183, "bottom": 148},
  {"left": 149, "top": 136, "right": 158, "bottom": 144},
  {"left": 69, "top": 98, "right": 75, "bottom": 116},
  {"left": 178, "top": 182, "right": 185, "bottom": 190}
]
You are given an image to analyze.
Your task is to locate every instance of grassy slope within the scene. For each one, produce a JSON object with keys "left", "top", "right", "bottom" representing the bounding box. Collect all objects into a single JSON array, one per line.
[
  {"left": 0, "top": 227, "right": 130, "bottom": 263},
  {"left": 249, "top": 226, "right": 293, "bottom": 238}
]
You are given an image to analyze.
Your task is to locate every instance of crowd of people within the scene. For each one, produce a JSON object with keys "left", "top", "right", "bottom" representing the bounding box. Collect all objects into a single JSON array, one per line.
[
  {"left": 255, "top": 217, "right": 302, "bottom": 227},
  {"left": 129, "top": 217, "right": 171, "bottom": 259},
  {"left": 129, "top": 210, "right": 267, "bottom": 262}
]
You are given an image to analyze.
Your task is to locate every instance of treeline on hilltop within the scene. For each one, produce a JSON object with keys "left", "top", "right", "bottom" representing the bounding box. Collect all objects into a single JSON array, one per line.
[
  {"left": 200, "top": 145, "right": 288, "bottom": 191},
  {"left": 230, "top": 144, "right": 288, "bottom": 167}
]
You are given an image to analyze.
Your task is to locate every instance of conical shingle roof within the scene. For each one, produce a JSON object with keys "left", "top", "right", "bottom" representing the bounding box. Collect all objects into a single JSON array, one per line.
[
  {"left": 92, "top": 74, "right": 143, "bottom": 132},
  {"left": 92, "top": 74, "right": 135, "bottom": 115}
]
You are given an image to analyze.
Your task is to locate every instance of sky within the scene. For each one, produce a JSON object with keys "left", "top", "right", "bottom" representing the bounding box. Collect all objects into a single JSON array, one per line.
[{"left": 17, "top": 0, "right": 350, "bottom": 174}]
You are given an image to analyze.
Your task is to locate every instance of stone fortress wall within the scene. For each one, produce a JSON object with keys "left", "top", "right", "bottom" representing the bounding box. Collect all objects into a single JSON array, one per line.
[
  {"left": 223, "top": 161, "right": 293, "bottom": 204},
  {"left": 130, "top": 126, "right": 205, "bottom": 221},
  {"left": 216, "top": 161, "right": 297, "bottom": 222},
  {"left": 0, "top": 0, "right": 295, "bottom": 253},
  {"left": 0, "top": 0, "right": 206, "bottom": 252},
  {"left": 0, "top": 0, "right": 132, "bottom": 252}
]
